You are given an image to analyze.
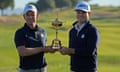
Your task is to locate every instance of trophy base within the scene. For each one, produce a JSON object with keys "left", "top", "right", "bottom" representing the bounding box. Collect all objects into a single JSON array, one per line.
[{"left": 51, "top": 39, "right": 61, "bottom": 50}]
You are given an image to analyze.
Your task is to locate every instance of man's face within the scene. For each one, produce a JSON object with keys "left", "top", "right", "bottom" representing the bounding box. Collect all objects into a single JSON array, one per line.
[
  {"left": 24, "top": 11, "right": 38, "bottom": 27},
  {"left": 76, "top": 10, "right": 90, "bottom": 24}
]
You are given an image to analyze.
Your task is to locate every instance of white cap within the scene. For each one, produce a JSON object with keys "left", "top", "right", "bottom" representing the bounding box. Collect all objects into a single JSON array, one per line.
[
  {"left": 75, "top": 1, "right": 91, "bottom": 12},
  {"left": 23, "top": 4, "right": 37, "bottom": 15}
]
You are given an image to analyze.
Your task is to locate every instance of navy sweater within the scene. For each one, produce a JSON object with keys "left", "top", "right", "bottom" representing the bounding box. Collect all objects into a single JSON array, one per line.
[{"left": 69, "top": 21, "right": 100, "bottom": 72}]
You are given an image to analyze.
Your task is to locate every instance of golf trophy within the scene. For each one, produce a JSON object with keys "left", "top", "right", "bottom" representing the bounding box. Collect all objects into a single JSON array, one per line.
[{"left": 51, "top": 18, "right": 63, "bottom": 50}]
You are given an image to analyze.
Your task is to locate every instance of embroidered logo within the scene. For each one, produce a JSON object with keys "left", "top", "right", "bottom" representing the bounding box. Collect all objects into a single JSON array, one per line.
[
  {"left": 40, "top": 33, "right": 44, "bottom": 38},
  {"left": 81, "top": 34, "right": 85, "bottom": 39}
]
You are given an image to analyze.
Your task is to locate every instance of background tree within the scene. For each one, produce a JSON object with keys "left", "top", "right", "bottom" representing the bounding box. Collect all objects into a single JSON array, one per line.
[
  {"left": 36, "top": 0, "right": 55, "bottom": 12},
  {"left": 0, "top": 0, "right": 14, "bottom": 16},
  {"left": 54, "top": 0, "right": 72, "bottom": 8},
  {"left": 79, "top": 0, "right": 91, "bottom": 2},
  {"left": 84, "top": 0, "right": 91, "bottom": 2},
  {"left": 35, "top": 0, "right": 91, "bottom": 12},
  {"left": 70, "top": 0, "right": 79, "bottom": 7}
]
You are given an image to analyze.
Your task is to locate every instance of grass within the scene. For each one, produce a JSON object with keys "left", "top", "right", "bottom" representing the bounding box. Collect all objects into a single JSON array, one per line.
[{"left": 0, "top": 6, "right": 120, "bottom": 72}]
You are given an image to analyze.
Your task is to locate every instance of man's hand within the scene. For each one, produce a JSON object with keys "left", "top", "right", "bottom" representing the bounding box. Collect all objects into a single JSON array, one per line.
[
  {"left": 43, "top": 46, "right": 56, "bottom": 53},
  {"left": 59, "top": 47, "right": 75, "bottom": 55}
]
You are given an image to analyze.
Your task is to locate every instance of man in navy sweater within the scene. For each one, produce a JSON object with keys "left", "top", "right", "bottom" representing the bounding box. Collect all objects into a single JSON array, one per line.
[{"left": 59, "top": 1, "right": 100, "bottom": 72}]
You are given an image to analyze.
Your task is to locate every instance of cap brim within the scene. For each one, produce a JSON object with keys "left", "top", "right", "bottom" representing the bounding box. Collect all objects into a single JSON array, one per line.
[{"left": 75, "top": 9, "right": 89, "bottom": 12}]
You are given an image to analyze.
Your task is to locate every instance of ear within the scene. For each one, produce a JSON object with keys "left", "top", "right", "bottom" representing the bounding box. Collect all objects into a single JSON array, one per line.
[
  {"left": 36, "top": 13, "right": 39, "bottom": 18},
  {"left": 88, "top": 12, "right": 91, "bottom": 16},
  {"left": 23, "top": 14, "right": 25, "bottom": 19}
]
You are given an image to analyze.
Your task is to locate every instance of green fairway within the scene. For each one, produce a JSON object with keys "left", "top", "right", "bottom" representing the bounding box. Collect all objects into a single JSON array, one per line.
[{"left": 0, "top": 7, "right": 120, "bottom": 72}]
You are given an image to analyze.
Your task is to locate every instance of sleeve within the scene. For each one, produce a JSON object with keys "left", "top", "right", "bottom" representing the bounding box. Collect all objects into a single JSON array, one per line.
[
  {"left": 14, "top": 30, "right": 25, "bottom": 48},
  {"left": 43, "top": 30, "right": 47, "bottom": 46},
  {"left": 69, "top": 29, "right": 73, "bottom": 48},
  {"left": 75, "top": 28, "right": 100, "bottom": 56},
  {"left": 40, "top": 29, "right": 47, "bottom": 46}
]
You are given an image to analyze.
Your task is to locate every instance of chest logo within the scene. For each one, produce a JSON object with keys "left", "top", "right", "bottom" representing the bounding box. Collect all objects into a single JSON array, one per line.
[
  {"left": 81, "top": 34, "right": 85, "bottom": 39},
  {"left": 25, "top": 34, "right": 41, "bottom": 41},
  {"left": 40, "top": 33, "right": 44, "bottom": 38}
]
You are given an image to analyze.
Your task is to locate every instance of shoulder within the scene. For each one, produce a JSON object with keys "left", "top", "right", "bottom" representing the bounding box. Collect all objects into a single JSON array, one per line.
[
  {"left": 69, "top": 27, "right": 76, "bottom": 33},
  {"left": 38, "top": 27, "right": 46, "bottom": 32},
  {"left": 15, "top": 27, "right": 25, "bottom": 36},
  {"left": 86, "top": 24, "right": 99, "bottom": 38},
  {"left": 37, "top": 27, "right": 47, "bottom": 37},
  {"left": 87, "top": 23, "right": 98, "bottom": 32}
]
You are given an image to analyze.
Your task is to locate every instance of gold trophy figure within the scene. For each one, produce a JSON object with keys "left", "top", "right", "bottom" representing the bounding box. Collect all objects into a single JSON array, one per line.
[{"left": 51, "top": 18, "right": 63, "bottom": 50}]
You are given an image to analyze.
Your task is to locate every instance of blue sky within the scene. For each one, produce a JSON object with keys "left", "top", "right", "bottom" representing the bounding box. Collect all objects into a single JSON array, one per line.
[
  {"left": 14, "top": 0, "right": 38, "bottom": 9},
  {"left": 90, "top": 0, "right": 120, "bottom": 6},
  {"left": 15, "top": 0, "right": 120, "bottom": 9}
]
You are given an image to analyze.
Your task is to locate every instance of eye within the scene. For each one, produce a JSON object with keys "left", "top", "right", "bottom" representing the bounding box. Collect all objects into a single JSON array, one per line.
[
  {"left": 26, "top": 11, "right": 35, "bottom": 16},
  {"left": 76, "top": 10, "right": 86, "bottom": 14},
  {"left": 31, "top": 13, "right": 35, "bottom": 16}
]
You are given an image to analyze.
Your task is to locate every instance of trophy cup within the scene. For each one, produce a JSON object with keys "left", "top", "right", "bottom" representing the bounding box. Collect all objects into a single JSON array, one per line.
[{"left": 51, "top": 18, "right": 63, "bottom": 50}]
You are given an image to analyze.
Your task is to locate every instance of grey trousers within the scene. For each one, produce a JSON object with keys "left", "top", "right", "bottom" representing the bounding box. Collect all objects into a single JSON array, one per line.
[
  {"left": 71, "top": 70, "right": 97, "bottom": 72},
  {"left": 70, "top": 71, "right": 75, "bottom": 72},
  {"left": 19, "top": 67, "right": 47, "bottom": 72}
]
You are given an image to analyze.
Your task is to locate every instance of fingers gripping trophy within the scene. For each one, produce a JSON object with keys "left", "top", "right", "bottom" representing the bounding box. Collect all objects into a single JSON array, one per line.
[{"left": 51, "top": 14, "right": 63, "bottom": 50}]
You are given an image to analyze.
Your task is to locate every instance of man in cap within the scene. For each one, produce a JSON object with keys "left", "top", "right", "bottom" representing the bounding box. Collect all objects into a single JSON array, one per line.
[
  {"left": 14, "top": 4, "right": 55, "bottom": 72},
  {"left": 59, "top": 1, "right": 100, "bottom": 72}
]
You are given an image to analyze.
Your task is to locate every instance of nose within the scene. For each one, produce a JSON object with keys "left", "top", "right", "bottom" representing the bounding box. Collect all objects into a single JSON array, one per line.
[
  {"left": 29, "top": 16, "right": 33, "bottom": 18},
  {"left": 28, "top": 16, "right": 33, "bottom": 19},
  {"left": 77, "top": 13, "right": 83, "bottom": 18}
]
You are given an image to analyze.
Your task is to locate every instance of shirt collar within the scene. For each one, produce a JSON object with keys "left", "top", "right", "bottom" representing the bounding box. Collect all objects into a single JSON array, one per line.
[
  {"left": 24, "top": 23, "right": 39, "bottom": 31},
  {"left": 75, "top": 23, "right": 86, "bottom": 32}
]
